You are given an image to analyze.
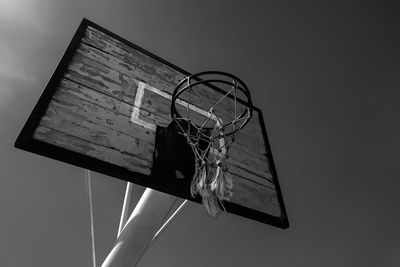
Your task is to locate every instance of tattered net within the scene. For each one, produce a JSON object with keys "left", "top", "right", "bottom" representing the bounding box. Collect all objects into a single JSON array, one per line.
[{"left": 171, "top": 71, "right": 253, "bottom": 216}]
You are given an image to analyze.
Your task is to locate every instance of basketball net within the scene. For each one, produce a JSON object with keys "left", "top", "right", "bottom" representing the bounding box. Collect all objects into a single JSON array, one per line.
[{"left": 172, "top": 74, "right": 252, "bottom": 217}]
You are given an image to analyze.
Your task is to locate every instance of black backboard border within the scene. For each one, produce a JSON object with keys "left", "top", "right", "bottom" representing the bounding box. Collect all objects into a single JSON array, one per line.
[{"left": 15, "top": 18, "right": 289, "bottom": 229}]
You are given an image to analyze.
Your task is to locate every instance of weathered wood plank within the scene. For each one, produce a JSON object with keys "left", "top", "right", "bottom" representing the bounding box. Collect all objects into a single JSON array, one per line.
[
  {"left": 72, "top": 42, "right": 262, "bottom": 137},
  {"left": 82, "top": 27, "right": 185, "bottom": 92},
  {"left": 59, "top": 78, "right": 171, "bottom": 129},
  {"left": 229, "top": 126, "right": 271, "bottom": 173},
  {"left": 61, "top": 76, "right": 272, "bottom": 188},
  {"left": 40, "top": 103, "right": 154, "bottom": 163},
  {"left": 66, "top": 50, "right": 138, "bottom": 105},
  {"left": 36, "top": 103, "right": 276, "bottom": 213},
  {"left": 231, "top": 174, "right": 281, "bottom": 216},
  {"left": 77, "top": 41, "right": 257, "bottom": 133},
  {"left": 181, "top": 83, "right": 251, "bottom": 128},
  {"left": 139, "top": 87, "right": 216, "bottom": 129},
  {"left": 63, "top": 71, "right": 268, "bottom": 171},
  {"left": 60, "top": 77, "right": 272, "bottom": 180},
  {"left": 138, "top": 87, "right": 272, "bottom": 177},
  {"left": 52, "top": 84, "right": 155, "bottom": 143},
  {"left": 136, "top": 81, "right": 266, "bottom": 159},
  {"left": 82, "top": 27, "right": 253, "bottom": 129},
  {"left": 61, "top": 77, "right": 272, "bottom": 183},
  {"left": 59, "top": 78, "right": 131, "bottom": 115},
  {"left": 53, "top": 87, "right": 272, "bottom": 185},
  {"left": 227, "top": 158, "right": 273, "bottom": 184},
  {"left": 49, "top": 83, "right": 268, "bottom": 178},
  {"left": 33, "top": 126, "right": 152, "bottom": 175},
  {"left": 34, "top": 123, "right": 278, "bottom": 215}
]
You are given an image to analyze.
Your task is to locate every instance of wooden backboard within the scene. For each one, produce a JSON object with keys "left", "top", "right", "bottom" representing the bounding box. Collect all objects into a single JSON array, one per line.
[{"left": 15, "top": 19, "right": 288, "bottom": 228}]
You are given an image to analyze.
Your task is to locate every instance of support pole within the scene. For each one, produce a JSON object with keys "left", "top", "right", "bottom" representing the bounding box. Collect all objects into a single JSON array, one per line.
[
  {"left": 102, "top": 188, "right": 178, "bottom": 267},
  {"left": 150, "top": 200, "right": 188, "bottom": 245},
  {"left": 117, "top": 182, "right": 134, "bottom": 238},
  {"left": 85, "top": 170, "right": 97, "bottom": 267}
]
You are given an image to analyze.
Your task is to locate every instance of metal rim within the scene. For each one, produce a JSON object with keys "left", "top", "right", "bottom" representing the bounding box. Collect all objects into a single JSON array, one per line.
[{"left": 171, "top": 71, "right": 253, "bottom": 137}]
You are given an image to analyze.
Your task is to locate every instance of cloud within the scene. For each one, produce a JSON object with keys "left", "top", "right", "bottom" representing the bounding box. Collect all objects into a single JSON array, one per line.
[
  {"left": 0, "top": 37, "right": 42, "bottom": 111},
  {"left": 0, "top": 0, "right": 52, "bottom": 34},
  {"left": 0, "top": 0, "right": 54, "bottom": 111},
  {"left": 0, "top": 44, "right": 38, "bottom": 82}
]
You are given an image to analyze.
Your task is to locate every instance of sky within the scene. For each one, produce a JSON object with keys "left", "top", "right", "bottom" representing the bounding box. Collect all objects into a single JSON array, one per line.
[{"left": 1, "top": 0, "right": 399, "bottom": 266}]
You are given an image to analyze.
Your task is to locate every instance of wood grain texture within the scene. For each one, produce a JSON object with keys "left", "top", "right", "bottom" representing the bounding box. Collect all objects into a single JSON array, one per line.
[
  {"left": 41, "top": 103, "right": 154, "bottom": 162},
  {"left": 67, "top": 44, "right": 272, "bottom": 174},
  {"left": 34, "top": 126, "right": 152, "bottom": 174},
  {"left": 52, "top": 79, "right": 155, "bottom": 142},
  {"left": 83, "top": 27, "right": 185, "bottom": 93},
  {"left": 231, "top": 175, "right": 281, "bottom": 216},
  {"left": 77, "top": 41, "right": 257, "bottom": 135},
  {"left": 32, "top": 24, "right": 281, "bottom": 215}
]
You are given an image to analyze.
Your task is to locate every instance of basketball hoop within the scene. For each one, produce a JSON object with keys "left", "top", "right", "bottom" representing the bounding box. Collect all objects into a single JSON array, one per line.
[{"left": 171, "top": 71, "right": 253, "bottom": 216}]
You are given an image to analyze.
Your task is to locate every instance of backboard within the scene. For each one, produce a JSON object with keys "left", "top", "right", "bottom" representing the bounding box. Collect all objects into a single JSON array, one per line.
[{"left": 15, "top": 19, "right": 288, "bottom": 228}]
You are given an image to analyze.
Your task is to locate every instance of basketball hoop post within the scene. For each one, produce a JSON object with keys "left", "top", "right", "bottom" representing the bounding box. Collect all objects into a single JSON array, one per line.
[
  {"left": 102, "top": 188, "right": 178, "bottom": 267},
  {"left": 117, "top": 182, "right": 134, "bottom": 238}
]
